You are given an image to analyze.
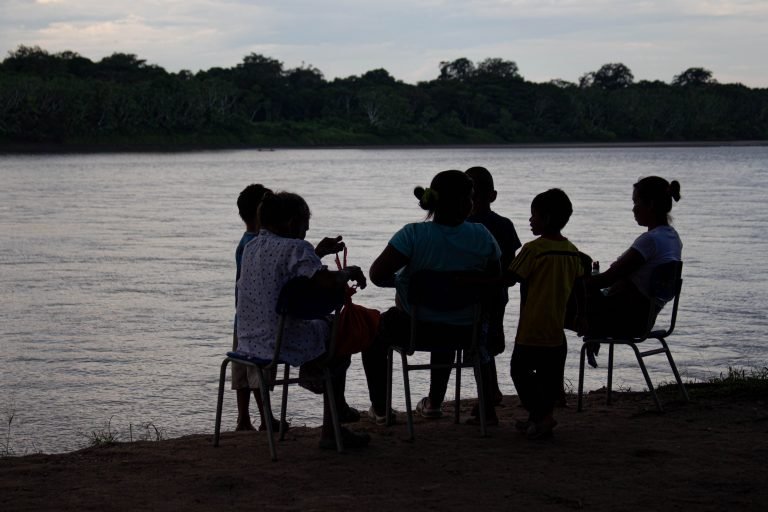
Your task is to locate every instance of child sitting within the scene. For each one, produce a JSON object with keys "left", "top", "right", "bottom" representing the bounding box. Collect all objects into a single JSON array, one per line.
[{"left": 236, "top": 191, "right": 369, "bottom": 448}]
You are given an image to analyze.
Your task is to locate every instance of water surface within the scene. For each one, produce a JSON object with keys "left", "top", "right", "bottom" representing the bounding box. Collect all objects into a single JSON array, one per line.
[{"left": 1, "top": 146, "right": 766, "bottom": 453}]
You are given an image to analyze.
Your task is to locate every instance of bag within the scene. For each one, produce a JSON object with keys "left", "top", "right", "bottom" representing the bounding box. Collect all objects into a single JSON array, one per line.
[{"left": 334, "top": 248, "right": 381, "bottom": 356}]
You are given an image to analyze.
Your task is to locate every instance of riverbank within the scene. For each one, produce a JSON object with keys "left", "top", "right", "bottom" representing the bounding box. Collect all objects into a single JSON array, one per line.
[
  {"left": 2, "top": 385, "right": 767, "bottom": 512},
  {"left": 1, "top": 139, "right": 767, "bottom": 154}
]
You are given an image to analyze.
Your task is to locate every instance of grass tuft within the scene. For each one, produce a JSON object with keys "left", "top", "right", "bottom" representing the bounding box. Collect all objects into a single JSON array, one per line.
[
  {"left": 659, "top": 366, "right": 768, "bottom": 400},
  {"left": 80, "top": 417, "right": 120, "bottom": 448},
  {"left": 1, "top": 401, "right": 15, "bottom": 457}
]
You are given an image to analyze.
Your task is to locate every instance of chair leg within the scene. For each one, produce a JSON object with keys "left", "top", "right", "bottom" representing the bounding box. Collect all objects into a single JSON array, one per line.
[
  {"left": 473, "top": 356, "right": 487, "bottom": 437},
  {"left": 385, "top": 348, "right": 394, "bottom": 426},
  {"left": 660, "top": 338, "right": 690, "bottom": 402},
  {"left": 256, "top": 368, "right": 278, "bottom": 461},
  {"left": 607, "top": 344, "right": 615, "bottom": 405},
  {"left": 280, "top": 365, "right": 290, "bottom": 440},
  {"left": 631, "top": 344, "right": 663, "bottom": 412},
  {"left": 454, "top": 350, "right": 462, "bottom": 424},
  {"left": 401, "top": 351, "right": 415, "bottom": 441},
  {"left": 323, "top": 368, "right": 344, "bottom": 453},
  {"left": 577, "top": 344, "right": 587, "bottom": 412},
  {"left": 213, "top": 358, "right": 230, "bottom": 447}
]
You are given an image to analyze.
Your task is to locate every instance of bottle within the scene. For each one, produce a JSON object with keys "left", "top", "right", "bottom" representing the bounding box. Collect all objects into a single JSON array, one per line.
[{"left": 591, "top": 261, "right": 600, "bottom": 276}]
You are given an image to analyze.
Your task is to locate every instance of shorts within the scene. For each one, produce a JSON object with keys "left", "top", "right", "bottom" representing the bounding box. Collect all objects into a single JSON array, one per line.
[{"left": 230, "top": 332, "right": 262, "bottom": 390}]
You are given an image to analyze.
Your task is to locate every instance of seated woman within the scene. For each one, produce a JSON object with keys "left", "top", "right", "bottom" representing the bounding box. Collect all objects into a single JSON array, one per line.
[
  {"left": 236, "top": 191, "right": 370, "bottom": 449},
  {"left": 363, "top": 170, "right": 501, "bottom": 424},
  {"left": 584, "top": 176, "right": 682, "bottom": 336}
]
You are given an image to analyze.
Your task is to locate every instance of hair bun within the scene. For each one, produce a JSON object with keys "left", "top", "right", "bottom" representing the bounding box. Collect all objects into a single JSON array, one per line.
[
  {"left": 413, "top": 186, "right": 425, "bottom": 201},
  {"left": 669, "top": 180, "right": 681, "bottom": 202}
]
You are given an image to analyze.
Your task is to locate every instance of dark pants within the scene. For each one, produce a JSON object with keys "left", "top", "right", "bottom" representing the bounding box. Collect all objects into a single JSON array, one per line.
[
  {"left": 586, "top": 281, "right": 657, "bottom": 336},
  {"left": 510, "top": 342, "right": 567, "bottom": 422},
  {"left": 362, "top": 307, "right": 470, "bottom": 413}
]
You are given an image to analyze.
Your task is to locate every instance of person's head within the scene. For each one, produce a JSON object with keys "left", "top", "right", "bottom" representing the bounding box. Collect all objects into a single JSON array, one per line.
[
  {"left": 465, "top": 166, "right": 497, "bottom": 213},
  {"left": 632, "top": 176, "right": 681, "bottom": 227},
  {"left": 529, "top": 188, "right": 573, "bottom": 236},
  {"left": 414, "top": 170, "right": 474, "bottom": 225},
  {"left": 237, "top": 183, "right": 272, "bottom": 230},
  {"left": 258, "top": 191, "right": 311, "bottom": 239}
]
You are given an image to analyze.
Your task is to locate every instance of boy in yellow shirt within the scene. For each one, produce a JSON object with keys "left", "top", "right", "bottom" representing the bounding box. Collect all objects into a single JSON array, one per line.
[{"left": 507, "top": 189, "right": 584, "bottom": 439}]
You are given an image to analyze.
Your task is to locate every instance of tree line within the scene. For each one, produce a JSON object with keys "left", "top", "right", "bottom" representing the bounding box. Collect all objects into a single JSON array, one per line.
[{"left": 0, "top": 45, "right": 766, "bottom": 149}]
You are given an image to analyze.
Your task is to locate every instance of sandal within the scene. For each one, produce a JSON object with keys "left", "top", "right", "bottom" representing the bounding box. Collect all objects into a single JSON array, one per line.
[{"left": 416, "top": 397, "right": 443, "bottom": 419}]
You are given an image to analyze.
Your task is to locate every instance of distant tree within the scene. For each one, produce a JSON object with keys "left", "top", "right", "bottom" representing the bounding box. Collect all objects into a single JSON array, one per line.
[
  {"left": 438, "top": 58, "right": 475, "bottom": 81},
  {"left": 591, "top": 63, "right": 634, "bottom": 90},
  {"left": 475, "top": 58, "right": 521, "bottom": 80},
  {"left": 672, "top": 67, "right": 716, "bottom": 87},
  {"left": 549, "top": 78, "right": 576, "bottom": 88},
  {"left": 578, "top": 72, "right": 595, "bottom": 89},
  {"left": 96, "top": 53, "right": 166, "bottom": 82},
  {"left": 235, "top": 53, "right": 284, "bottom": 88},
  {"left": 3, "top": 45, "right": 63, "bottom": 75},
  {"left": 360, "top": 68, "right": 397, "bottom": 85},
  {"left": 286, "top": 64, "right": 324, "bottom": 87}
]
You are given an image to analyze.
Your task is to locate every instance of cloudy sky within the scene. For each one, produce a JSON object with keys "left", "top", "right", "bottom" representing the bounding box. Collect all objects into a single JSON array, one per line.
[{"left": 1, "top": 0, "right": 766, "bottom": 86}]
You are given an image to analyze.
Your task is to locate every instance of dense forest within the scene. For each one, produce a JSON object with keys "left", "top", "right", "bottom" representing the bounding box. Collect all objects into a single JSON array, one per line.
[{"left": 0, "top": 45, "right": 766, "bottom": 150}]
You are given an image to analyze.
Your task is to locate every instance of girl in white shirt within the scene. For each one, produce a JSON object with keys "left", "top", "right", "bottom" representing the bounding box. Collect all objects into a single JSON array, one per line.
[{"left": 585, "top": 176, "right": 683, "bottom": 335}]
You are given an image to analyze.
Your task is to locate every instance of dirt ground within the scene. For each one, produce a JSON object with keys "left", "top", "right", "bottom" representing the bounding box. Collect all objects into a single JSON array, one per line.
[{"left": 2, "top": 388, "right": 767, "bottom": 512}]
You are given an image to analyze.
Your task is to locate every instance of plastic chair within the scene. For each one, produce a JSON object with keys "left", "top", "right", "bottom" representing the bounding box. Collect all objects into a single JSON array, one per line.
[
  {"left": 385, "top": 270, "right": 490, "bottom": 440},
  {"left": 214, "top": 277, "right": 346, "bottom": 460},
  {"left": 577, "top": 261, "right": 689, "bottom": 412}
]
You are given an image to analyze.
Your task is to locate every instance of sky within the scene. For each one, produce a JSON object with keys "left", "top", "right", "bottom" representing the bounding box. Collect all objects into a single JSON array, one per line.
[{"left": 1, "top": 0, "right": 767, "bottom": 87}]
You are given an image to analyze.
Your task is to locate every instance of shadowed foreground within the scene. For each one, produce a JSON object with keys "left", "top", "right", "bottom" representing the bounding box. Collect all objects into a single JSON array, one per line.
[{"left": 2, "top": 389, "right": 767, "bottom": 511}]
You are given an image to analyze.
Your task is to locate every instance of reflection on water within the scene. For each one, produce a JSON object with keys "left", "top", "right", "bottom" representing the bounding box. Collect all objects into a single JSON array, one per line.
[{"left": 1, "top": 146, "right": 767, "bottom": 453}]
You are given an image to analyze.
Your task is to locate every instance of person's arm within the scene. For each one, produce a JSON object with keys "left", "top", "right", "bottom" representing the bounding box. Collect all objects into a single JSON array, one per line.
[
  {"left": 314, "top": 236, "right": 345, "bottom": 258},
  {"left": 587, "top": 248, "right": 645, "bottom": 289},
  {"left": 310, "top": 265, "right": 367, "bottom": 290},
  {"left": 369, "top": 244, "right": 409, "bottom": 288},
  {"left": 500, "top": 268, "right": 522, "bottom": 287}
]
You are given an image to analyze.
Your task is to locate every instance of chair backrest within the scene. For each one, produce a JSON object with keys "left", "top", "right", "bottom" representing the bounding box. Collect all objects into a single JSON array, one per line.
[
  {"left": 407, "top": 270, "right": 488, "bottom": 311},
  {"left": 276, "top": 276, "right": 345, "bottom": 319},
  {"left": 644, "top": 260, "right": 683, "bottom": 337},
  {"left": 406, "top": 270, "right": 490, "bottom": 353},
  {"left": 270, "top": 277, "right": 345, "bottom": 367}
]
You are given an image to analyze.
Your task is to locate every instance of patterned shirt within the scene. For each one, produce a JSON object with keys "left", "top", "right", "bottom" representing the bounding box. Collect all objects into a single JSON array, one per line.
[{"left": 236, "top": 229, "right": 329, "bottom": 365}]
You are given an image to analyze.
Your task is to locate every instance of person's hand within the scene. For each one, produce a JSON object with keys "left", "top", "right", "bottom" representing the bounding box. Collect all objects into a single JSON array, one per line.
[
  {"left": 315, "top": 236, "right": 344, "bottom": 258},
  {"left": 343, "top": 265, "right": 367, "bottom": 290},
  {"left": 575, "top": 315, "right": 590, "bottom": 337}
]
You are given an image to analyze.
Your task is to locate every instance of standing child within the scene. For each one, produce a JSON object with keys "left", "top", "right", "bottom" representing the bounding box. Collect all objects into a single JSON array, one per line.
[
  {"left": 506, "top": 189, "right": 584, "bottom": 439},
  {"left": 465, "top": 166, "right": 521, "bottom": 413},
  {"left": 232, "top": 184, "right": 274, "bottom": 431}
]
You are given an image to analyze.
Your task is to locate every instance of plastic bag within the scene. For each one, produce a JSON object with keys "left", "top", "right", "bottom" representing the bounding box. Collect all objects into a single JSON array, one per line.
[{"left": 334, "top": 248, "right": 380, "bottom": 356}]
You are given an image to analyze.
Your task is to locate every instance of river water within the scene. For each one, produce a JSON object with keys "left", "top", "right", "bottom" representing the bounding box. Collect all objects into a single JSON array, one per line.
[{"left": 1, "top": 146, "right": 766, "bottom": 454}]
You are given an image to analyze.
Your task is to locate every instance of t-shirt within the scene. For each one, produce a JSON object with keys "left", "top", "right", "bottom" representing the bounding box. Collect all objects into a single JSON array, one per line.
[
  {"left": 236, "top": 229, "right": 329, "bottom": 366},
  {"left": 509, "top": 237, "right": 585, "bottom": 347},
  {"left": 467, "top": 210, "right": 521, "bottom": 267},
  {"left": 234, "top": 231, "right": 258, "bottom": 329},
  {"left": 389, "top": 221, "right": 500, "bottom": 324},
  {"left": 467, "top": 210, "right": 521, "bottom": 304},
  {"left": 629, "top": 225, "right": 683, "bottom": 305}
]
